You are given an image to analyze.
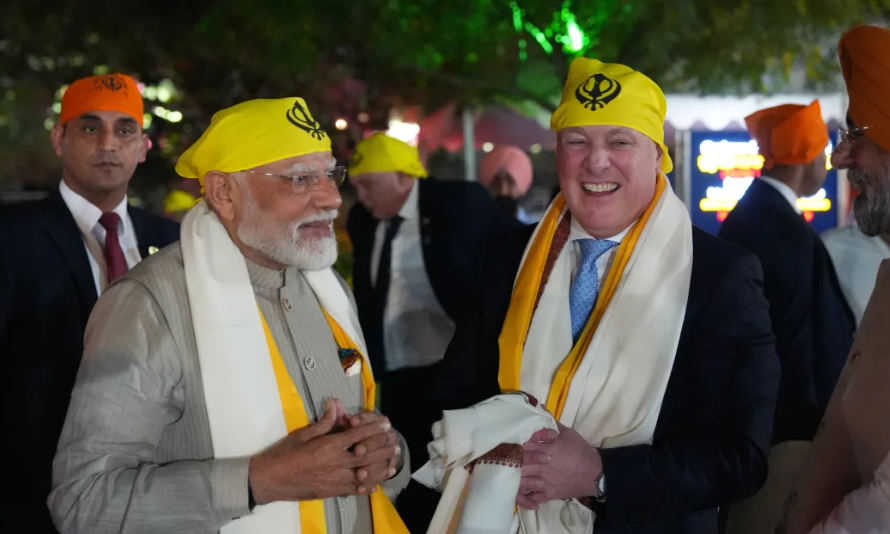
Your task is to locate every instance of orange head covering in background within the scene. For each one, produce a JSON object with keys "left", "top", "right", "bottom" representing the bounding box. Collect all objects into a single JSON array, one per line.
[
  {"left": 744, "top": 100, "right": 828, "bottom": 170},
  {"left": 478, "top": 146, "right": 534, "bottom": 195},
  {"left": 839, "top": 25, "right": 890, "bottom": 153},
  {"left": 60, "top": 74, "right": 144, "bottom": 127}
]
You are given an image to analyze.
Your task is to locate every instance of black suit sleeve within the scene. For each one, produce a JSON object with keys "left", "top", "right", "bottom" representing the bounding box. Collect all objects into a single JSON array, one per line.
[
  {"left": 462, "top": 183, "right": 523, "bottom": 247},
  {"left": 598, "top": 252, "right": 779, "bottom": 523},
  {"left": 0, "top": 247, "right": 9, "bottom": 346}
]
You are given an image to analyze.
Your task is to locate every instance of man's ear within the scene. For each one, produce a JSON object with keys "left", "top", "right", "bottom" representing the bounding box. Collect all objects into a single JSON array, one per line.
[
  {"left": 51, "top": 124, "right": 65, "bottom": 157},
  {"left": 138, "top": 133, "right": 150, "bottom": 163},
  {"left": 397, "top": 172, "right": 415, "bottom": 189},
  {"left": 203, "top": 171, "right": 240, "bottom": 222},
  {"left": 654, "top": 142, "right": 664, "bottom": 174}
]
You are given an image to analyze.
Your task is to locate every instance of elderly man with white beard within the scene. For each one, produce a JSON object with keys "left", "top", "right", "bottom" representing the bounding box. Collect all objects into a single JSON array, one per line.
[{"left": 48, "top": 98, "right": 411, "bottom": 534}]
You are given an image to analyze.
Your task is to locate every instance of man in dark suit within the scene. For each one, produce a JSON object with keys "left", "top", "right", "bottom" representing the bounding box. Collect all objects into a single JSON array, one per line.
[
  {"left": 718, "top": 101, "right": 856, "bottom": 534},
  {"left": 401, "top": 59, "right": 780, "bottom": 534},
  {"left": 0, "top": 73, "right": 179, "bottom": 534},
  {"left": 347, "top": 134, "right": 517, "bottom": 472}
]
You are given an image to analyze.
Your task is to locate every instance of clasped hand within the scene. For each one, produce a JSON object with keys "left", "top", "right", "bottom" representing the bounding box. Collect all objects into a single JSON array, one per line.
[
  {"left": 249, "top": 399, "right": 401, "bottom": 505},
  {"left": 516, "top": 422, "right": 602, "bottom": 510}
]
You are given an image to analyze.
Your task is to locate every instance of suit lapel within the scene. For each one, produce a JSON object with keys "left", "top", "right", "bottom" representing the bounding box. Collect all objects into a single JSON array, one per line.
[
  {"left": 417, "top": 180, "right": 433, "bottom": 248},
  {"left": 42, "top": 190, "right": 98, "bottom": 309}
]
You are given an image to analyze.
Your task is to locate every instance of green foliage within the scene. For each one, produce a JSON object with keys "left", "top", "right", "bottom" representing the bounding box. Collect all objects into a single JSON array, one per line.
[{"left": 0, "top": 0, "right": 888, "bottom": 191}]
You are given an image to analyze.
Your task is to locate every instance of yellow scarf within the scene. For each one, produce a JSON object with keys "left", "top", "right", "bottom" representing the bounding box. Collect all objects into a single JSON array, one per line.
[
  {"left": 259, "top": 310, "right": 408, "bottom": 533},
  {"left": 498, "top": 174, "right": 666, "bottom": 419}
]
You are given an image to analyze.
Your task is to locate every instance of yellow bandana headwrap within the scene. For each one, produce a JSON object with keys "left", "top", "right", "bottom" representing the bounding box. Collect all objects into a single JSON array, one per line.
[
  {"left": 175, "top": 97, "right": 331, "bottom": 188},
  {"left": 348, "top": 133, "right": 428, "bottom": 178},
  {"left": 550, "top": 58, "right": 673, "bottom": 174}
]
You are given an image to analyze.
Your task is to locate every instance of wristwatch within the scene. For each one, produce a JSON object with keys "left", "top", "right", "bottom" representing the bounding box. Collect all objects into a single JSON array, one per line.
[{"left": 594, "top": 472, "right": 606, "bottom": 503}]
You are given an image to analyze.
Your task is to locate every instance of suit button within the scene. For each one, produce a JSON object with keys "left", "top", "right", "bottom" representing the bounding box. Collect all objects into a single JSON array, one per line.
[
  {"left": 282, "top": 297, "right": 292, "bottom": 311},
  {"left": 851, "top": 351, "right": 861, "bottom": 365},
  {"left": 304, "top": 357, "right": 317, "bottom": 371}
]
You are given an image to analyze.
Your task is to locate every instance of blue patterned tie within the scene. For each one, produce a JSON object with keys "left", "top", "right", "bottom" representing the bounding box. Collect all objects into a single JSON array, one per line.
[{"left": 570, "top": 239, "right": 619, "bottom": 342}]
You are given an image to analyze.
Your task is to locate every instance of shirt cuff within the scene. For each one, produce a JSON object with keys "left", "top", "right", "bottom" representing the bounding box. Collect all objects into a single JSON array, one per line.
[{"left": 212, "top": 457, "right": 252, "bottom": 522}]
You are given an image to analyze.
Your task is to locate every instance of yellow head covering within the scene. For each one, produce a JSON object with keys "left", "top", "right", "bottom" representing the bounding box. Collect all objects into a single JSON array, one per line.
[
  {"left": 550, "top": 58, "right": 672, "bottom": 174},
  {"left": 175, "top": 97, "right": 331, "bottom": 187},
  {"left": 163, "top": 189, "right": 197, "bottom": 213},
  {"left": 348, "top": 133, "right": 428, "bottom": 178}
]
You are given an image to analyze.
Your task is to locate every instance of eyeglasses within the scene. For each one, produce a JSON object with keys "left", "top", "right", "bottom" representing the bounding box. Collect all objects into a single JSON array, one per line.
[
  {"left": 838, "top": 125, "right": 872, "bottom": 144},
  {"left": 243, "top": 166, "right": 347, "bottom": 194}
]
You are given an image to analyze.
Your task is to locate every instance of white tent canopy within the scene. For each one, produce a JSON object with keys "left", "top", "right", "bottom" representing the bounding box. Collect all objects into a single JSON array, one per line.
[{"left": 665, "top": 93, "right": 847, "bottom": 131}]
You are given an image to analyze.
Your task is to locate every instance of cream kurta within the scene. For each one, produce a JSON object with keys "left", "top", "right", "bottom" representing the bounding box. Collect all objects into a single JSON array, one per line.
[
  {"left": 49, "top": 242, "right": 409, "bottom": 534},
  {"left": 783, "top": 260, "right": 890, "bottom": 533}
]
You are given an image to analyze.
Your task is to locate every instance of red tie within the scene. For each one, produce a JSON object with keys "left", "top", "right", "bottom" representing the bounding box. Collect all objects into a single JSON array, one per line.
[{"left": 98, "top": 212, "right": 128, "bottom": 283}]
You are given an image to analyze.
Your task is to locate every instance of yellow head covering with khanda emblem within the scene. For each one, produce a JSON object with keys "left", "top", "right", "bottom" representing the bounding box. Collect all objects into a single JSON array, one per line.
[
  {"left": 348, "top": 133, "right": 428, "bottom": 178},
  {"left": 175, "top": 97, "right": 331, "bottom": 190},
  {"left": 550, "top": 58, "right": 673, "bottom": 174}
]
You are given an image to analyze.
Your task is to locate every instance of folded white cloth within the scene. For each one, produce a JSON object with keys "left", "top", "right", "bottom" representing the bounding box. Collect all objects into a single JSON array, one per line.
[{"left": 414, "top": 393, "right": 580, "bottom": 534}]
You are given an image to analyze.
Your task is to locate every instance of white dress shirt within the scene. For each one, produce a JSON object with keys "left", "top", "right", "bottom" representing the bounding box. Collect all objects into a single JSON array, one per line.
[
  {"left": 59, "top": 180, "right": 142, "bottom": 295},
  {"left": 569, "top": 216, "right": 631, "bottom": 286},
  {"left": 822, "top": 225, "right": 890, "bottom": 325},
  {"left": 371, "top": 181, "right": 455, "bottom": 372},
  {"left": 759, "top": 176, "right": 803, "bottom": 214}
]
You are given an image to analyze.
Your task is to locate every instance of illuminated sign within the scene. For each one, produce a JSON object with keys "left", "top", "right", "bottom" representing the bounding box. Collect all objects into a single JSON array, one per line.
[{"left": 696, "top": 139, "right": 833, "bottom": 222}]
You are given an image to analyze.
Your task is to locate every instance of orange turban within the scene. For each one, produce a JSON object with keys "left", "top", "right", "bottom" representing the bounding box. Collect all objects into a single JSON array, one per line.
[
  {"left": 478, "top": 146, "right": 533, "bottom": 195},
  {"left": 60, "top": 74, "right": 144, "bottom": 127},
  {"left": 744, "top": 100, "right": 828, "bottom": 170},
  {"left": 839, "top": 25, "right": 890, "bottom": 153}
]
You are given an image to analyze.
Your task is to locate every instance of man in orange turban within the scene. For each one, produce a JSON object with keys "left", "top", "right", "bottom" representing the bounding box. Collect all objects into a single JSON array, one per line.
[
  {"left": 719, "top": 100, "right": 855, "bottom": 534},
  {"left": 782, "top": 25, "right": 890, "bottom": 534},
  {"left": 478, "top": 145, "right": 538, "bottom": 223},
  {"left": 0, "top": 73, "right": 178, "bottom": 534}
]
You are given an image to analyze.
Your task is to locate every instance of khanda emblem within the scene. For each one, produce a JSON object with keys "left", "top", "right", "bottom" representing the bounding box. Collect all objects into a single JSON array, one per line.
[
  {"left": 286, "top": 99, "right": 327, "bottom": 140},
  {"left": 575, "top": 73, "right": 622, "bottom": 110},
  {"left": 94, "top": 75, "right": 126, "bottom": 94}
]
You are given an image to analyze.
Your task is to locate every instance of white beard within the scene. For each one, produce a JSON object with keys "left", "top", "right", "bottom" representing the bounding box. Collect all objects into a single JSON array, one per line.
[{"left": 236, "top": 194, "right": 339, "bottom": 271}]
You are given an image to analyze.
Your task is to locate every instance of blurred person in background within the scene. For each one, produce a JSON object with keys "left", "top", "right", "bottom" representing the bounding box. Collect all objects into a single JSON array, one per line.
[
  {"left": 719, "top": 101, "right": 855, "bottom": 534},
  {"left": 0, "top": 73, "right": 178, "bottom": 534},
  {"left": 479, "top": 145, "right": 538, "bottom": 224},
  {"left": 347, "top": 133, "right": 518, "bottom": 529},
  {"left": 163, "top": 188, "right": 197, "bottom": 223},
  {"left": 821, "top": 216, "right": 890, "bottom": 325}
]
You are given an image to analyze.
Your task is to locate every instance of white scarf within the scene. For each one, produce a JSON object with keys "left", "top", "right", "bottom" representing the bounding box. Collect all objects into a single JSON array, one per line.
[
  {"left": 181, "top": 201, "right": 366, "bottom": 534},
  {"left": 415, "top": 183, "right": 694, "bottom": 534}
]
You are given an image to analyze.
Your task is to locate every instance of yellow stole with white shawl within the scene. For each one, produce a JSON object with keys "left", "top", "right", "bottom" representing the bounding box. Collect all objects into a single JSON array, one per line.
[
  {"left": 498, "top": 174, "right": 666, "bottom": 418},
  {"left": 258, "top": 310, "right": 408, "bottom": 534}
]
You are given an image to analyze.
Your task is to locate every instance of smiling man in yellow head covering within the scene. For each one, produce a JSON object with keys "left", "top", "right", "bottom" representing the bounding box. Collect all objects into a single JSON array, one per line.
[
  {"left": 409, "top": 59, "right": 779, "bottom": 534},
  {"left": 49, "top": 97, "right": 411, "bottom": 534}
]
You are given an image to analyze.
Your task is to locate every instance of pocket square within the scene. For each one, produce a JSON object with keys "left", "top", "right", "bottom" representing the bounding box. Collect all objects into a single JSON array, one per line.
[
  {"left": 338, "top": 348, "right": 362, "bottom": 377},
  {"left": 148, "top": 246, "right": 159, "bottom": 255}
]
